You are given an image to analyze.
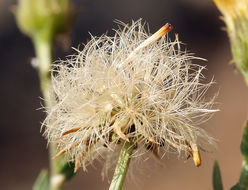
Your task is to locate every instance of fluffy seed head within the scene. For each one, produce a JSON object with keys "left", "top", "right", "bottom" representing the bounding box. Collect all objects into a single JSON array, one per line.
[{"left": 43, "top": 19, "right": 217, "bottom": 172}]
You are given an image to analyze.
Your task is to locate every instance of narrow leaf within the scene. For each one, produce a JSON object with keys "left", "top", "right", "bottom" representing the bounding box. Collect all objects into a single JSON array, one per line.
[
  {"left": 213, "top": 160, "right": 223, "bottom": 190},
  {"left": 59, "top": 161, "right": 75, "bottom": 181},
  {"left": 238, "top": 122, "right": 248, "bottom": 190},
  {"left": 230, "top": 183, "right": 240, "bottom": 190},
  {"left": 231, "top": 122, "right": 248, "bottom": 190},
  {"left": 238, "top": 160, "right": 248, "bottom": 190},
  {"left": 33, "top": 169, "right": 49, "bottom": 190},
  {"left": 241, "top": 122, "right": 248, "bottom": 158}
]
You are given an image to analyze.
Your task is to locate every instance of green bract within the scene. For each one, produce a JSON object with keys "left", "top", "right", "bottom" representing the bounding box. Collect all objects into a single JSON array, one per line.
[{"left": 213, "top": 0, "right": 248, "bottom": 85}]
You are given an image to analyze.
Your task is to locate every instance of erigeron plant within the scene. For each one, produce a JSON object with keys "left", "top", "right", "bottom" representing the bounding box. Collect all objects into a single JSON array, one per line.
[
  {"left": 213, "top": 0, "right": 248, "bottom": 190},
  {"left": 15, "top": 0, "right": 76, "bottom": 189},
  {"left": 213, "top": 0, "right": 248, "bottom": 85},
  {"left": 43, "top": 19, "right": 218, "bottom": 189}
]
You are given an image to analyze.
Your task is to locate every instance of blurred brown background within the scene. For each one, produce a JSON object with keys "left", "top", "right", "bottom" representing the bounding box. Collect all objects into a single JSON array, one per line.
[{"left": 1, "top": 0, "right": 248, "bottom": 189}]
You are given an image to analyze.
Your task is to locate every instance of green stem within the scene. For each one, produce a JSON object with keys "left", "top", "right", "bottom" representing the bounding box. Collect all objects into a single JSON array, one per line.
[
  {"left": 33, "top": 36, "right": 65, "bottom": 190},
  {"left": 33, "top": 36, "right": 52, "bottom": 107},
  {"left": 109, "top": 140, "right": 134, "bottom": 190}
]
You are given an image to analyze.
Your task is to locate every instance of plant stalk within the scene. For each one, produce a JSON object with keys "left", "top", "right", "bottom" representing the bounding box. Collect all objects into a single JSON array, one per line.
[
  {"left": 33, "top": 35, "right": 65, "bottom": 190},
  {"left": 109, "top": 140, "right": 134, "bottom": 190}
]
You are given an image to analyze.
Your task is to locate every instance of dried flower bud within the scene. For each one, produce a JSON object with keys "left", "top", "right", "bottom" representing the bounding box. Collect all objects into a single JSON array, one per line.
[
  {"left": 43, "top": 20, "right": 217, "bottom": 172},
  {"left": 213, "top": 0, "right": 248, "bottom": 84}
]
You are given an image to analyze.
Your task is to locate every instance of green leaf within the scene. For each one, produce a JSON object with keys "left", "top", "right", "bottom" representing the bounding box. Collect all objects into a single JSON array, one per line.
[
  {"left": 238, "top": 160, "right": 248, "bottom": 190},
  {"left": 59, "top": 161, "right": 75, "bottom": 181},
  {"left": 230, "top": 183, "right": 240, "bottom": 190},
  {"left": 241, "top": 122, "right": 248, "bottom": 158},
  {"left": 33, "top": 169, "right": 49, "bottom": 190},
  {"left": 213, "top": 160, "right": 223, "bottom": 190},
  {"left": 231, "top": 122, "right": 248, "bottom": 190},
  {"left": 237, "top": 122, "right": 248, "bottom": 190}
]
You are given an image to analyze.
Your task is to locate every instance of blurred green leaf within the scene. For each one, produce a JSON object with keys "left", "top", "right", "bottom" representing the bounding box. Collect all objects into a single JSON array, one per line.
[
  {"left": 238, "top": 160, "right": 248, "bottom": 190},
  {"left": 59, "top": 161, "right": 75, "bottom": 181},
  {"left": 231, "top": 122, "right": 248, "bottom": 190},
  {"left": 231, "top": 183, "right": 240, "bottom": 190},
  {"left": 33, "top": 169, "right": 49, "bottom": 190},
  {"left": 241, "top": 122, "right": 248, "bottom": 157},
  {"left": 238, "top": 122, "right": 248, "bottom": 190},
  {"left": 213, "top": 160, "right": 223, "bottom": 190}
]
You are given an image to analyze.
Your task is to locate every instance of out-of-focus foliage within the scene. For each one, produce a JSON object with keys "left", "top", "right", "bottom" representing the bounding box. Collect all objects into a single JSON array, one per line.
[{"left": 15, "top": 0, "right": 74, "bottom": 41}]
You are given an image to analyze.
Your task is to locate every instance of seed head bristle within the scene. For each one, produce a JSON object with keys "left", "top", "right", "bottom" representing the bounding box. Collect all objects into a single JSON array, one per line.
[{"left": 43, "top": 19, "right": 217, "bottom": 173}]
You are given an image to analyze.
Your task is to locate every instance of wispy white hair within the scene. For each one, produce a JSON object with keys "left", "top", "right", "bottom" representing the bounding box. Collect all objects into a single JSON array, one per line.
[{"left": 43, "top": 19, "right": 217, "bottom": 172}]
